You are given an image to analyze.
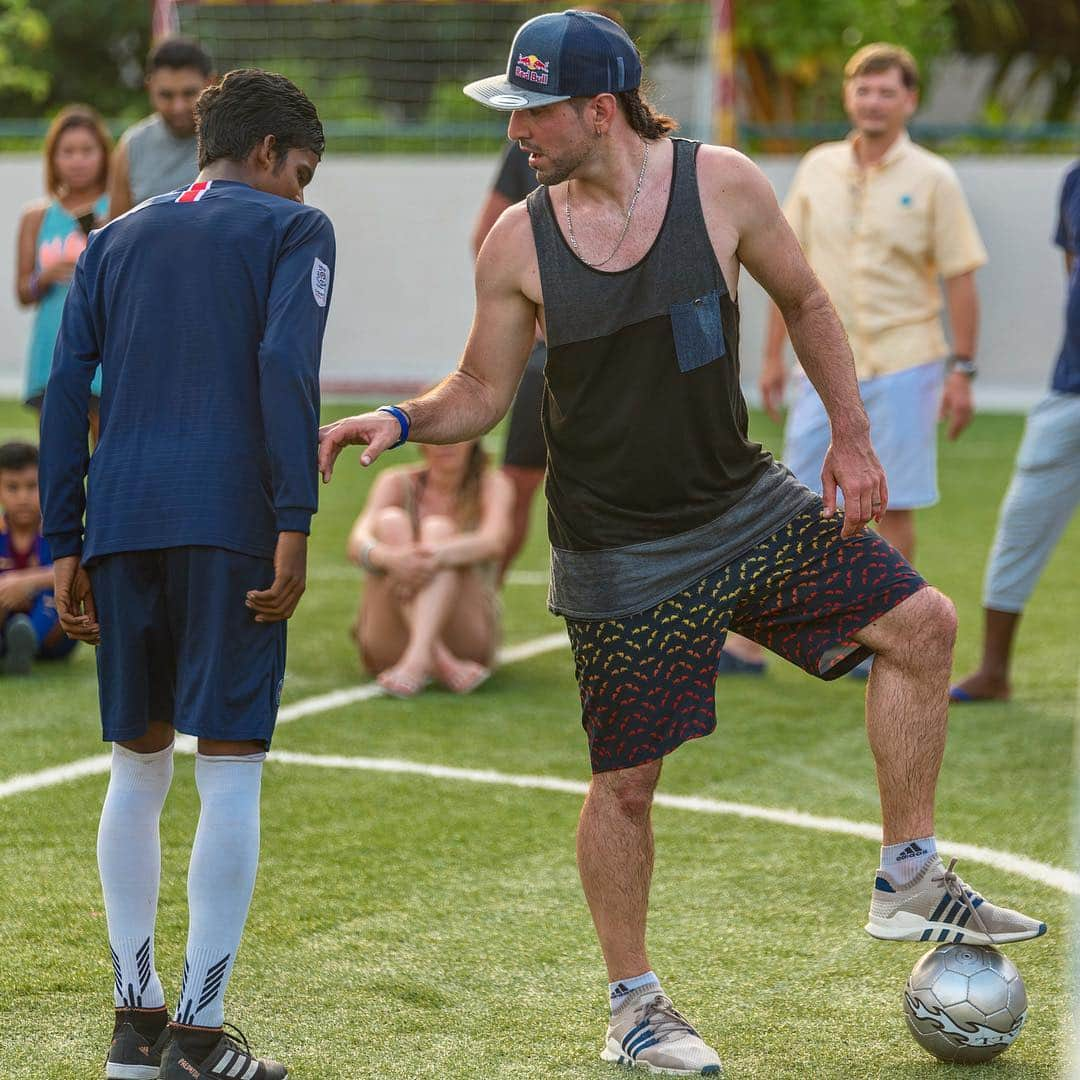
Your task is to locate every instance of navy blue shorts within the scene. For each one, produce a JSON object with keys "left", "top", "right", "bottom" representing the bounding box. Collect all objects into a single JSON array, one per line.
[
  {"left": 565, "top": 508, "right": 927, "bottom": 773},
  {"left": 88, "top": 547, "right": 286, "bottom": 746}
]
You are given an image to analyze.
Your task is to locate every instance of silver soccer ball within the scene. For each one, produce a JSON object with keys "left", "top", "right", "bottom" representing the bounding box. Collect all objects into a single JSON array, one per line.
[{"left": 904, "top": 943, "right": 1028, "bottom": 1063}]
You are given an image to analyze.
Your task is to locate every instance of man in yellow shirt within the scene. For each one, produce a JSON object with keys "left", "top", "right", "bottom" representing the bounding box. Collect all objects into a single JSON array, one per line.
[{"left": 760, "top": 43, "right": 984, "bottom": 570}]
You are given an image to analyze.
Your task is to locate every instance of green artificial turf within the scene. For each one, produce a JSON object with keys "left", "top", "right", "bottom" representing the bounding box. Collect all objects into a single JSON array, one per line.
[{"left": 0, "top": 397, "right": 1076, "bottom": 1078}]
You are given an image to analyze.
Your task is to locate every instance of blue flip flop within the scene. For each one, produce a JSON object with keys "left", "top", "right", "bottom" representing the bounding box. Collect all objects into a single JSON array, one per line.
[{"left": 949, "top": 685, "right": 1004, "bottom": 703}]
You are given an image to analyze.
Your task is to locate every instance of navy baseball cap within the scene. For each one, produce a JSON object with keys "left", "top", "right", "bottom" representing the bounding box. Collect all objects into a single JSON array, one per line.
[{"left": 464, "top": 10, "right": 642, "bottom": 111}]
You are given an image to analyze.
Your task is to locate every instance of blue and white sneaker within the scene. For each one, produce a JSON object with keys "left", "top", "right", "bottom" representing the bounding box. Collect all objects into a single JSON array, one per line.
[
  {"left": 602, "top": 987, "right": 722, "bottom": 1075},
  {"left": 866, "top": 856, "right": 1047, "bottom": 945}
]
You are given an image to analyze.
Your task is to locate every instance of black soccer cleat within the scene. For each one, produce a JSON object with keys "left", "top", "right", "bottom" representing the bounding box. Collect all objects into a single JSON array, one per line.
[
  {"left": 105, "top": 1007, "right": 169, "bottom": 1079},
  {"left": 160, "top": 1023, "right": 288, "bottom": 1080}
]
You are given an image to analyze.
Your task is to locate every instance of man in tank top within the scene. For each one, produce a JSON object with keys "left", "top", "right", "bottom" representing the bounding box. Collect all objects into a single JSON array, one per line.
[
  {"left": 107, "top": 36, "right": 214, "bottom": 219},
  {"left": 318, "top": 12, "right": 1045, "bottom": 1073}
]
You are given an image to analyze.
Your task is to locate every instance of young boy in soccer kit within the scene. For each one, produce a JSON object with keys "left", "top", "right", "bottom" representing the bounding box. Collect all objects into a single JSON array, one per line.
[
  {"left": 0, "top": 441, "right": 77, "bottom": 674},
  {"left": 40, "top": 70, "right": 334, "bottom": 1080}
]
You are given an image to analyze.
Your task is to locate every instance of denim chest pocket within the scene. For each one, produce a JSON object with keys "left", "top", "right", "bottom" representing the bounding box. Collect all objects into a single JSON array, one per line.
[{"left": 670, "top": 289, "right": 726, "bottom": 373}]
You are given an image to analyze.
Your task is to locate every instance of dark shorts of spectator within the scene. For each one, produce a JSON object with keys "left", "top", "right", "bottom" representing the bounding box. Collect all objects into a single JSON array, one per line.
[
  {"left": 565, "top": 506, "right": 927, "bottom": 774},
  {"left": 502, "top": 340, "right": 547, "bottom": 471}
]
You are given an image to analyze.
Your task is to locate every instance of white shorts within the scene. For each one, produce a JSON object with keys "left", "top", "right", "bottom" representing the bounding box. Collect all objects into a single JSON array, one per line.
[{"left": 784, "top": 359, "right": 945, "bottom": 511}]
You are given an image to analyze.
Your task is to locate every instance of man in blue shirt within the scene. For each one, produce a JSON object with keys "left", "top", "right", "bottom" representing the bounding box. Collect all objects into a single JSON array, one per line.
[
  {"left": 40, "top": 69, "right": 334, "bottom": 1080},
  {"left": 951, "top": 162, "right": 1080, "bottom": 702}
]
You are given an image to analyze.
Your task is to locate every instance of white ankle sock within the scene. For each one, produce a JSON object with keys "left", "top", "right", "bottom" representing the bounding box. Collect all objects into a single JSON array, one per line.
[
  {"left": 610, "top": 971, "right": 662, "bottom": 1013},
  {"left": 97, "top": 742, "right": 174, "bottom": 1010},
  {"left": 175, "top": 752, "right": 264, "bottom": 1028},
  {"left": 881, "top": 836, "right": 937, "bottom": 886}
]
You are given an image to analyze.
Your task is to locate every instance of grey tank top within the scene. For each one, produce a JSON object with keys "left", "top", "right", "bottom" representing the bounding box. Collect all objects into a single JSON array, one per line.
[
  {"left": 527, "top": 137, "right": 816, "bottom": 620},
  {"left": 123, "top": 114, "right": 198, "bottom": 205}
]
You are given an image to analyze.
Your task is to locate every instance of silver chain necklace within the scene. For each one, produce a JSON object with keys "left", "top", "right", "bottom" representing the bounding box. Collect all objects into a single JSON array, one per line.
[{"left": 565, "top": 139, "right": 649, "bottom": 268}]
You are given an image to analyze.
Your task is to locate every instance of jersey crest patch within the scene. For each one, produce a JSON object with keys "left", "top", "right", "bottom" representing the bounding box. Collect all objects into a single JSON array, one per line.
[{"left": 311, "top": 257, "right": 330, "bottom": 308}]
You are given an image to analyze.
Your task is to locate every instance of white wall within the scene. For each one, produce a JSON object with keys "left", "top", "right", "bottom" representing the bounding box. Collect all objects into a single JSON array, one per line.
[{"left": 1, "top": 153, "right": 1073, "bottom": 409}]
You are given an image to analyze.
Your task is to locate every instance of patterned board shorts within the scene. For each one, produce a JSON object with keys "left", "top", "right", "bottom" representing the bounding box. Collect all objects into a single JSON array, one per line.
[{"left": 565, "top": 506, "right": 927, "bottom": 774}]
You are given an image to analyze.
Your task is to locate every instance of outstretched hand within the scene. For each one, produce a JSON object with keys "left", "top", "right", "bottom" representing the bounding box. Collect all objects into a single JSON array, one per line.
[
  {"left": 53, "top": 554, "right": 100, "bottom": 644},
  {"left": 318, "top": 411, "right": 403, "bottom": 482},
  {"left": 821, "top": 430, "right": 888, "bottom": 538}
]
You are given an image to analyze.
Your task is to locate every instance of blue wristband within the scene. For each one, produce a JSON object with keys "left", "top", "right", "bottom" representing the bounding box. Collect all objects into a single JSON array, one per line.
[{"left": 377, "top": 405, "right": 411, "bottom": 449}]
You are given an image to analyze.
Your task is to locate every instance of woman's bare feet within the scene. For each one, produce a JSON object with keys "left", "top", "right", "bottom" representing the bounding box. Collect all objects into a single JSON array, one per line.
[
  {"left": 377, "top": 657, "right": 431, "bottom": 698},
  {"left": 433, "top": 645, "right": 491, "bottom": 694}
]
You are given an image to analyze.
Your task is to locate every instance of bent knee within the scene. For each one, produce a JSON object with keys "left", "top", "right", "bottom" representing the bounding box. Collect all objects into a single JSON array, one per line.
[
  {"left": 372, "top": 506, "right": 413, "bottom": 542},
  {"left": 592, "top": 764, "right": 661, "bottom": 820},
  {"left": 916, "top": 587, "right": 958, "bottom": 647},
  {"left": 612, "top": 784, "right": 655, "bottom": 821},
  {"left": 875, "top": 587, "right": 957, "bottom": 661}
]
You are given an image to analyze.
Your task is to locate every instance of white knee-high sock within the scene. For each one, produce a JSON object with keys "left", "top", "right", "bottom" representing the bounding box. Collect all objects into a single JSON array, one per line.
[
  {"left": 97, "top": 742, "right": 174, "bottom": 1010},
  {"left": 175, "top": 753, "right": 264, "bottom": 1029}
]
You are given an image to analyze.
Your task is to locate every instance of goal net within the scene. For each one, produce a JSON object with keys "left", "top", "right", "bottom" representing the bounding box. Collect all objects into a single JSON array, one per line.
[
  {"left": 168, "top": 1, "right": 718, "bottom": 153},
  {"left": 159, "top": 1, "right": 721, "bottom": 389}
]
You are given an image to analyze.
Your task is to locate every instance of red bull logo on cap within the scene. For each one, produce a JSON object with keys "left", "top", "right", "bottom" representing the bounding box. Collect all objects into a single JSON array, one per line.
[{"left": 514, "top": 53, "right": 551, "bottom": 85}]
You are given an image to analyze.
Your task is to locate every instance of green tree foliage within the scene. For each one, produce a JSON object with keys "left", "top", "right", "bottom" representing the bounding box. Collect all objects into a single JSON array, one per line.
[
  {"left": 0, "top": 0, "right": 150, "bottom": 119},
  {"left": 0, "top": 0, "right": 50, "bottom": 104},
  {"left": 736, "top": 0, "right": 955, "bottom": 123}
]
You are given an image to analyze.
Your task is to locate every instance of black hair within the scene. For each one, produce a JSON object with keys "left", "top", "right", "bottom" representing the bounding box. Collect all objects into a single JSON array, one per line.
[
  {"left": 0, "top": 441, "right": 38, "bottom": 474},
  {"left": 146, "top": 35, "right": 213, "bottom": 79},
  {"left": 195, "top": 69, "right": 325, "bottom": 171}
]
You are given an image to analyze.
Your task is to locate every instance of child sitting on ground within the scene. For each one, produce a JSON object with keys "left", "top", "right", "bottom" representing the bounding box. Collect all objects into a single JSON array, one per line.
[{"left": 0, "top": 441, "right": 77, "bottom": 674}]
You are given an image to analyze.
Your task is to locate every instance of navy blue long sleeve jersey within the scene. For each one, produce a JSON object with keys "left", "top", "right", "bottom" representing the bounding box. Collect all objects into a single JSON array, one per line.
[{"left": 39, "top": 178, "right": 335, "bottom": 562}]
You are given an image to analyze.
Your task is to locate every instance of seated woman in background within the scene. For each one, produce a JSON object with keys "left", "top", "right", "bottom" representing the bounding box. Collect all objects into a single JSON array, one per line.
[
  {"left": 347, "top": 438, "right": 514, "bottom": 697},
  {"left": 16, "top": 105, "right": 111, "bottom": 442}
]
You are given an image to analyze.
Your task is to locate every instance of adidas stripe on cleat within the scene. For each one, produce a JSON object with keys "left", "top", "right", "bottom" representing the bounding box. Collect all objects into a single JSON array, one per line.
[
  {"left": 602, "top": 987, "right": 722, "bottom": 1076},
  {"left": 159, "top": 1024, "right": 288, "bottom": 1080},
  {"left": 866, "top": 855, "right": 1047, "bottom": 945},
  {"left": 105, "top": 1008, "right": 169, "bottom": 1079}
]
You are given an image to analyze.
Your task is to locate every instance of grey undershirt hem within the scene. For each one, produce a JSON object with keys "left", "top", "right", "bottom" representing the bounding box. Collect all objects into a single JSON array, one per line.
[{"left": 548, "top": 463, "right": 820, "bottom": 621}]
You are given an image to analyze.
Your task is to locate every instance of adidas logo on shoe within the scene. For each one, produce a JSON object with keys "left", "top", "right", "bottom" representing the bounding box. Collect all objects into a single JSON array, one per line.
[
  {"left": 106, "top": 1007, "right": 169, "bottom": 1080},
  {"left": 161, "top": 1023, "right": 288, "bottom": 1080}
]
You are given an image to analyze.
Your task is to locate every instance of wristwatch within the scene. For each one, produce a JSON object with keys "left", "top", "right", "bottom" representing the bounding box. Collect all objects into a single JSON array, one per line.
[{"left": 947, "top": 355, "right": 977, "bottom": 378}]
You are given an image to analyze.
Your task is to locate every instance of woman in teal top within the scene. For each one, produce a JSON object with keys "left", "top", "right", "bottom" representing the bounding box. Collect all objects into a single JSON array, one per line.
[{"left": 16, "top": 105, "right": 111, "bottom": 441}]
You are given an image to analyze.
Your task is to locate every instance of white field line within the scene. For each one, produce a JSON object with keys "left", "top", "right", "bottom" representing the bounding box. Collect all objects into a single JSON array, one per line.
[
  {"left": 262, "top": 752, "right": 1080, "bottom": 897},
  {"left": 2, "top": 629, "right": 1077, "bottom": 897},
  {"left": 0, "top": 631, "right": 570, "bottom": 799},
  {"left": 0, "top": 752, "right": 113, "bottom": 798}
]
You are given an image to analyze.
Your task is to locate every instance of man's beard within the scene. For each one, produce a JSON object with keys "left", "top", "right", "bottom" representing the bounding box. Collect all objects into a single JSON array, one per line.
[
  {"left": 533, "top": 141, "right": 594, "bottom": 187},
  {"left": 163, "top": 116, "right": 196, "bottom": 138}
]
